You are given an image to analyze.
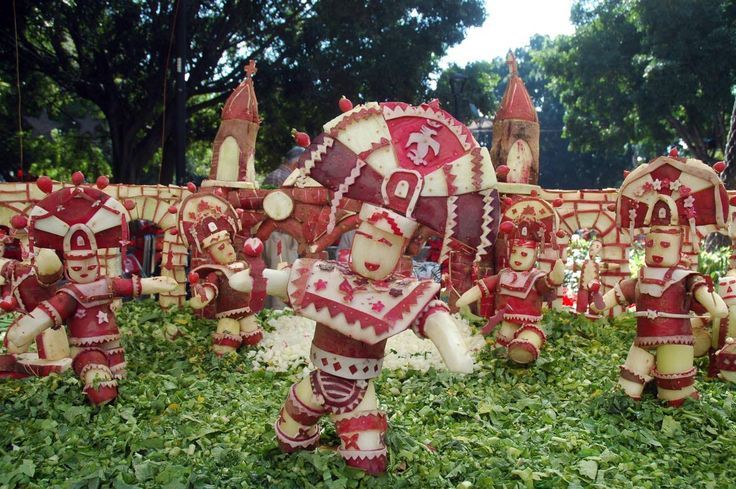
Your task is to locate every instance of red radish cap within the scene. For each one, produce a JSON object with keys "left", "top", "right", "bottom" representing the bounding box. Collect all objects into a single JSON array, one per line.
[
  {"left": 168, "top": 205, "right": 178, "bottom": 214},
  {"left": 96, "top": 176, "right": 109, "bottom": 189},
  {"left": 669, "top": 148, "right": 679, "bottom": 157},
  {"left": 187, "top": 182, "right": 197, "bottom": 193},
  {"left": 713, "top": 161, "right": 726, "bottom": 173},
  {"left": 339, "top": 96, "right": 353, "bottom": 113},
  {"left": 243, "top": 237, "right": 264, "bottom": 257},
  {"left": 500, "top": 221, "right": 516, "bottom": 235},
  {"left": 552, "top": 198, "right": 563, "bottom": 208},
  {"left": 729, "top": 196, "right": 736, "bottom": 206},
  {"left": 10, "top": 215, "right": 27, "bottom": 229},
  {"left": 496, "top": 165, "right": 510, "bottom": 178},
  {"left": 0, "top": 297, "right": 18, "bottom": 312},
  {"left": 530, "top": 189, "right": 539, "bottom": 197},
  {"left": 71, "top": 171, "right": 85, "bottom": 186},
  {"left": 36, "top": 176, "right": 53, "bottom": 194},
  {"left": 292, "top": 129, "right": 310, "bottom": 148},
  {"left": 123, "top": 199, "right": 136, "bottom": 211},
  {"left": 502, "top": 197, "right": 514, "bottom": 206},
  {"left": 623, "top": 170, "right": 630, "bottom": 178}
]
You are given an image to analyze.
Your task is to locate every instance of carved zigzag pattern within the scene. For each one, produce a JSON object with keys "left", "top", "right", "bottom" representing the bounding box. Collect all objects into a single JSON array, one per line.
[
  {"left": 327, "top": 159, "right": 366, "bottom": 233},
  {"left": 298, "top": 136, "right": 334, "bottom": 187},
  {"left": 475, "top": 189, "right": 496, "bottom": 263},
  {"left": 327, "top": 107, "right": 383, "bottom": 139},
  {"left": 470, "top": 147, "right": 484, "bottom": 191},
  {"left": 288, "top": 263, "right": 312, "bottom": 308},
  {"left": 357, "top": 137, "right": 390, "bottom": 162},
  {"left": 383, "top": 280, "right": 434, "bottom": 326},
  {"left": 443, "top": 165, "right": 458, "bottom": 196},
  {"left": 439, "top": 196, "right": 458, "bottom": 264}
]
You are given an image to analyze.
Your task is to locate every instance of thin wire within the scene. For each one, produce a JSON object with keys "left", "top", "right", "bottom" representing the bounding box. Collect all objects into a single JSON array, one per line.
[
  {"left": 159, "top": 0, "right": 181, "bottom": 181},
  {"left": 12, "top": 0, "right": 24, "bottom": 177}
]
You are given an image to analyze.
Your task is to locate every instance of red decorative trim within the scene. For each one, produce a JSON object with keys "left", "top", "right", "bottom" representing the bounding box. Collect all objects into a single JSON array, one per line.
[
  {"left": 83, "top": 381, "right": 118, "bottom": 405},
  {"left": 240, "top": 328, "right": 263, "bottom": 346},
  {"left": 72, "top": 348, "right": 108, "bottom": 376},
  {"left": 653, "top": 367, "right": 696, "bottom": 390},
  {"left": 274, "top": 420, "right": 320, "bottom": 453},
  {"left": 507, "top": 339, "right": 540, "bottom": 362},
  {"left": 619, "top": 365, "right": 648, "bottom": 385},
  {"left": 514, "top": 323, "right": 547, "bottom": 343},
  {"left": 340, "top": 451, "right": 388, "bottom": 475},
  {"left": 335, "top": 412, "right": 388, "bottom": 433},
  {"left": 213, "top": 332, "right": 242, "bottom": 350},
  {"left": 285, "top": 385, "right": 324, "bottom": 425}
]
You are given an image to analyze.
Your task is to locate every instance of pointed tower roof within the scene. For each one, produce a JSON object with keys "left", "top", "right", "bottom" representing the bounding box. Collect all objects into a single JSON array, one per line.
[
  {"left": 494, "top": 52, "right": 538, "bottom": 123},
  {"left": 221, "top": 60, "right": 260, "bottom": 123}
]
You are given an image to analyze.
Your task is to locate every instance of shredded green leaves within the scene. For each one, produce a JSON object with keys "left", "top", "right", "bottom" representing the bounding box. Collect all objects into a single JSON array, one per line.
[{"left": 1, "top": 302, "right": 735, "bottom": 488}]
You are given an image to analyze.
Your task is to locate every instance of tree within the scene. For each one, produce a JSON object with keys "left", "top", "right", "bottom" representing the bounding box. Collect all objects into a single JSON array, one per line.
[
  {"left": 1, "top": 0, "right": 485, "bottom": 184},
  {"left": 432, "top": 37, "right": 629, "bottom": 189},
  {"left": 537, "top": 0, "right": 736, "bottom": 177}
]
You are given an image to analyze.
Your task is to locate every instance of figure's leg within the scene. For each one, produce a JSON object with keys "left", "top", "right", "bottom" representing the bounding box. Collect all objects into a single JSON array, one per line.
[
  {"left": 690, "top": 317, "right": 711, "bottom": 358},
  {"left": 213, "top": 318, "right": 242, "bottom": 356},
  {"left": 576, "top": 288, "right": 589, "bottom": 314},
  {"left": 99, "top": 339, "right": 126, "bottom": 379},
  {"left": 71, "top": 348, "right": 118, "bottom": 405},
  {"left": 239, "top": 315, "right": 263, "bottom": 348},
  {"left": 496, "top": 321, "right": 519, "bottom": 349},
  {"left": 507, "top": 322, "right": 547, "bottom": 364},
  {"left": 618, "top": 343, "right": 655, "bottom": 400},
  {"left": 275, "top": 375, "right": 325, "bottom": 452},
  {"left": 715, "top": 339, "right": 736, "bottom": 383},
  {"left": 653, "top": 344, "right": 697, "bottom": 407},
  {"left": 332, "top": 382, "right": 388, "bottom": 475},
  {"left": 36, "top": 328, "right": 70, "bottom": 361}
]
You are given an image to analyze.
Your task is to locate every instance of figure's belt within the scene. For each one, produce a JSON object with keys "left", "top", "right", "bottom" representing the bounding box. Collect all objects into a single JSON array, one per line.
[
  {"left": 634, "top": 310, "right": 695, "bottom": 320},
  {"left": 310, "top": 345, "right": 383, "bottom": 380}
]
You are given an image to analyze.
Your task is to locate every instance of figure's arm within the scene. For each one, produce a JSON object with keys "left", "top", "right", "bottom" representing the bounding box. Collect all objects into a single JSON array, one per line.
[
  {"left": 590, "top": 278, "right": 636, "bottom": 314},
  {"left": 229, "top": 268, "right": 291, "bottom": 301},
  {"left": 188, "top": 272, "right": 218, "bottom": 309},
  {"left": 5, "top": 293, "right": 76, "bottom": 352},
  {"left": 545, "top": 259, "right": 565, "bottom": 287},
  {"left": 413, "top": 301, "right": 473, "bottom": 374},
  {"left": 691, "top": 276, "right": 728, "bottom": 319},
  {"left": 111, "top": 275, "right": 177, "bottom": 298},
  {"left": 35, "top": 248, "right": 63, "bottom": 285},
  {"left": 456, "top": 275, "right": 500, "bottom": 308}
]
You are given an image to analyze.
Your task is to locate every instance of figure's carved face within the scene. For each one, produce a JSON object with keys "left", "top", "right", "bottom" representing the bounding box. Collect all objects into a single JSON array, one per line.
[
  {"left": 509, "top": 242, "right": 538, "bottom": 271},
  {"left": 350, "top": 221, "right": 406, "bottom": 280},
  {"left": 645, "top": 227, "right": 682, "bottom": 267},
  {"left": 207, "top": 239, "right": 236, "bottom": 265},
  {"left": 65, "top": 255, "right": 100, "bottom": 284},
  {"left": 589, "top": 240, "right": 602, "bottom": 257}
]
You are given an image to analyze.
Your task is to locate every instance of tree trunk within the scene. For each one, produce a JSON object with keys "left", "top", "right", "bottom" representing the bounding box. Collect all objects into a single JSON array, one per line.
[
  {"left": 724, "top": 96, "right": 736, "bottom": 188},
  {"left": 159, "top": 136, "right": 177, "bottom": 185}
]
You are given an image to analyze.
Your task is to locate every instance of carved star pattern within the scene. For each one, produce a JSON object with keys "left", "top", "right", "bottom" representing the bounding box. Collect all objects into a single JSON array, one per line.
[
  {"left": 96, "top": 310, "right": 109, "bottom": 324},
  {"left": 314, "top": 279, "right": 327, "bottom": 291},
  {"left": 74, "top": 309, "right": 87, "bottom": 319}
]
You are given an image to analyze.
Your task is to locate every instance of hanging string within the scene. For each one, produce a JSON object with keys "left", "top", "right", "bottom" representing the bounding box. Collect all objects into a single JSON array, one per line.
[
  {"left": 159, "top": 0, "right": 181, "bottom": 182},
  {"left": 12, "top": 0, "right": 24, "bottom": 179}
]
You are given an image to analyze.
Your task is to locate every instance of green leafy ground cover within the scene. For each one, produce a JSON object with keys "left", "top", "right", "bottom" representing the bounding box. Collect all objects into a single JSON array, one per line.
[{"left": 1, "top": 301, "right": 736, "bottom": 488}]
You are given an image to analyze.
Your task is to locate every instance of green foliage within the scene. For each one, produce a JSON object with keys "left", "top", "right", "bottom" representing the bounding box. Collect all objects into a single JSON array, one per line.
[
  {"left": 698, "top": 245, "right": 731, "bottom": 285},
  {"left": 2, "top": 0, "right": 485, "bottom": 183},
  {"left": 538, "top": 0, "right": 736, "bottom": 168},
  {"left": 432, "top": 38, "right": 631, "bottom": 189},
  {"left": 3, "top": 301, "right": 736, "bottom": 487}
]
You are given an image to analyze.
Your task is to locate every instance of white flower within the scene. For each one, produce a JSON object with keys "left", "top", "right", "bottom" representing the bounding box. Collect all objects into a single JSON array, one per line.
[
  {"left": 669, "top": 179, "right": 682, "bottom": 191},
  {"left": 651, "top": 179, "right": 662, "bottom": 191},
  {"left": 683, "top": 195, "right": 695, "bottom": 208}
]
